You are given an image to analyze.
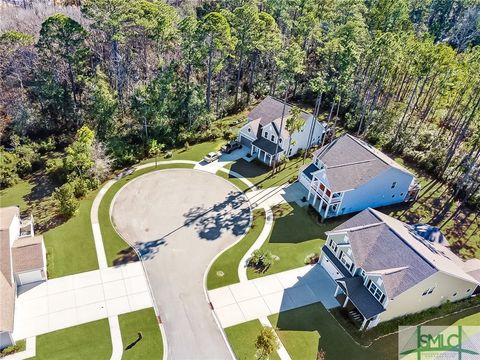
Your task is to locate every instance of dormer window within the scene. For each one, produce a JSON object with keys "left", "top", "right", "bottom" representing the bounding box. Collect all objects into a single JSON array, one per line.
[
  {"left": 271, "top": 135, "right": 275, "bottom": 142},
  {"left": 391, "top": 182, "right": 397, "bottom": 189},
  {"left": 422, "top": 287, "right": 435, "bottom": 296},
  {"left": 279, "top": 138, "right": 283, "bottom": 144},
  {"left": 247, "top": 128, "right": 251, "bottom": 132}
]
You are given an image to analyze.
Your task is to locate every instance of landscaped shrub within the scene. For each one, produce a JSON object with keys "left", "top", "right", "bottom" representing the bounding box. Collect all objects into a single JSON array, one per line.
[
  {"left": 0, "top": 344, "right": 21, "bottom": 357},
  {"left": 255, "top": 326, "right": 279, "bottom": 360},
  {"left": 53, "top": 182, "right": 79, "bottom": 218},
  {"left": 304, "top": 252, "right": 319, "bottom": 265},
  {"left": 248, "top": 249, "right": 274, "bottom": 273}
]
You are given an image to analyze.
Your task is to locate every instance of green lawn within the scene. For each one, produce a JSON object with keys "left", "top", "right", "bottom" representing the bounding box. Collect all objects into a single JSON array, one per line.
[
  {"left": 225, "top": 319, "right": 280, "bottom": 360},
  {"left": 140, "top": 139, "right": 224, "bottom": 164},
  {"left": 43, "top": 190, "right": 99, "bottom": 278},
  {"left": 118, "top": 308, "right": 163, "bottom": 360},
  {"left": 225, "top": 157, "right": 305, "bottom": 190},
  {"left": 207, "top": 209, "right": 266, "bottom": 290},
  {"left": 247, "top": 203, "right": 343, "bottom": 279},
  {"left": 100, "top": 163, "right": 196, "bottom": 266},
  {"left": 0, "top": 179, "right": 33, "bottom": 210},
  {"left": 31, "top": 319, "right": 112, "bottom": 360},
  {"left": 215, "top": 170, "right": 252, "bottom": 192}
]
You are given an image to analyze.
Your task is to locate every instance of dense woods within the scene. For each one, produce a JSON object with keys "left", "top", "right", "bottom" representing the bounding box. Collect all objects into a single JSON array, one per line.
[{"left": 0, "top": 0, "right": 479, "bottom": 212}]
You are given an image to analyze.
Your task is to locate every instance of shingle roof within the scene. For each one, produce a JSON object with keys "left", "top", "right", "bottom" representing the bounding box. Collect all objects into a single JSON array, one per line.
[
  {"left": 252, "top": 137, "right": 284, "bottom": 155},
  {"left": 248, "top": 96, "right": 311, "bottom": 138},
  {"left": 12, "top": 236, "right": 45, "bottom": 273},
  {"left": 0, "top": 207, "right": 18, "bottom": 333},
  {"left": 328, "top": 209, "right": 480, "bottom": 298},
  {"left": 337, "top": 276, "right": 386, "bottom": 319},
  {"left": 311, "top": 134, "right": 412, "bottom": 192}
]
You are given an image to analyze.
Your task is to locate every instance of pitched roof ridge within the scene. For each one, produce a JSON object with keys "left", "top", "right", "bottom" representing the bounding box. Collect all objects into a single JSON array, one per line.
[
  {"left": 369, "top": 266, "right": 409, "bottom": 275},
  {"left": 327, "top": 158, "right": 376, "bottom": 169},
  {"left": 327, "top": 220, "right": 384, "bottom": 234}
]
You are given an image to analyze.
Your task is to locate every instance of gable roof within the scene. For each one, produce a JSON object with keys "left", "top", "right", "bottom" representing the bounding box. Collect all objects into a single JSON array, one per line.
[
  {"left": 328, "top": 209, "right": 479, "bottom": 298},
  {"left": 12, "top": 236, "right": 45, "bottom": 273},
  {"left": 311, "top": 134, "right": 413, "bottom": 192},
  {"left": 247, "top": 96, "right": 312, "bottom": 138}
]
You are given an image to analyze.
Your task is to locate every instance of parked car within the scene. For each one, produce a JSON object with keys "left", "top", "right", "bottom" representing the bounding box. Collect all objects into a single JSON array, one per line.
[
  {"left": 221, "top": 140, "right": 242, "bottom": 154},
  {"left": 204, "top": 151, "right": 222, "bottom": 163}
]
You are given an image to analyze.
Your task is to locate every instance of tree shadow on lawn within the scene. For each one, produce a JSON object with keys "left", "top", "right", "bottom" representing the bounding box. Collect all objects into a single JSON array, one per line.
[
  {"left": 183, "top": 190, "right": 251, "bottom": 241},
  {"left": 268, "top": 204, "right": 344, "bottom": 245}
]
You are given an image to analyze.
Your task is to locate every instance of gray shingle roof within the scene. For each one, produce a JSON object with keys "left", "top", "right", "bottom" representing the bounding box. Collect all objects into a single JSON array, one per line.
[
  {"left": 337, "top": 276, "right": 386, "bottom": 319},
  {"left": 248, "top": 96, "right": 311, "bottom": 138},
  {"left": 311, "top": 134, "right": 412, "bottom": 192},
  {"left": 252, "top": 137, "right": 284, "bottom": 155}
]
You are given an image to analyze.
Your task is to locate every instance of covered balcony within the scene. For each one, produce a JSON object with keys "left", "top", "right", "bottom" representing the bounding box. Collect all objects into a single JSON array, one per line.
[{"left": 334, "top": 277, "right": 385, "bottom": 330}]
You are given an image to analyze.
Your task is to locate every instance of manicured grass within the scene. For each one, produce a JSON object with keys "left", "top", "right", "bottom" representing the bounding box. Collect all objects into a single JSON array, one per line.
[
  {"left": 268, "top": 303, "right": 394, "bottom": 360},
  {"left": 31, "top": 319, "right": 112, "bottom": 360},
  {"left": 100, "top": 163, "right": 196, "bottom": 266},
  {"left": 118, "top": 308, "right": 163, "bottom": 360},
  {"left": 225, "top": 157, "right": 305, "bottom": 190},
  {"left": 43, "top": 190, "right": 99, "bottom": 278},
  {"left": 215, "top": 170, "right": 252, "bottom": 192},
  {"left": 207, "top": 209, "right": 266, "bottom": 290},
  {"left": 225, "top": 319, "right": 280, "bottom": 360},
  {"left": 0, "top": 179, "right": 32, "bottom": 210},
  {"left": 140, "top": 139, "right": 224, "bottom": 164},
  {"left": 247, "top": 203, "right": 343, "bottom": 279}
]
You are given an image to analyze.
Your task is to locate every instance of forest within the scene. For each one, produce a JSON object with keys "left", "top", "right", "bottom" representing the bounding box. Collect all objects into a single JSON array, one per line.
[{"left": 0, "top": 0, "right": 479, "bottom": 217}]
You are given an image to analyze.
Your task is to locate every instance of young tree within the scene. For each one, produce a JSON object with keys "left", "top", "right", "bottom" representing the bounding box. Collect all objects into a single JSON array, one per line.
[
  {"left": 285, "top": 106, "right": 305, "bottom": 162},
  {"left": 148, "top": 139, "right": 164, "bottom": 167},
  {"left": 255, "top": 326, "right": 279, "bottom": 360},
  {"left": 54, "top": 183, "right": 79, "bottom": 218}
]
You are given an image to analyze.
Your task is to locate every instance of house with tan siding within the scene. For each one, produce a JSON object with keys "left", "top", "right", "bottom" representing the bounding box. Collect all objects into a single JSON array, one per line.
[{"left": 320, "top": 208, "right": 480, "bottom": 330}]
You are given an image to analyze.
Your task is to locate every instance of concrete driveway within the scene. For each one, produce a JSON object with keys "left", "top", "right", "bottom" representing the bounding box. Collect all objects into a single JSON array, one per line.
[{"left": 111, "top": 169, "right": 251, "bottom": 359}]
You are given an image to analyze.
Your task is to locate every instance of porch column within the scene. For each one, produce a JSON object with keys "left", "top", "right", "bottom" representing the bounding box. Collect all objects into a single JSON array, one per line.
[
  {"left": 264, "top": 151, "right": 267, "bottom": 163},
  {"left": 251, "top": 145, "right": 254, "bottom": 155},
  {"left": 360, "top": 317, "right": 368, "bottom": 331},
  {"left": 268, "top": 155, "right": 272, "bottom": 167},
  {"left": 334, "top": 284, "right": 340, "bottom": 297},
  {"left": 312, "top": 194, "right": 317, "bottom": 207},
  {"left": 307, "top": 186, "right": 312, "bottom": 201},
  {"left": 343, "top": 296, "right": 349, "bottom": 308},
  {"left": 325, "top": 203, "right": 330, "bottom": 218}
]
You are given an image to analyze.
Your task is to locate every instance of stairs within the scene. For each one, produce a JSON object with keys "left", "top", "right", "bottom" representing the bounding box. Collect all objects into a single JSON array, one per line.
[{"left": 348, "top": 309, "right": 363, "bottom": 323}]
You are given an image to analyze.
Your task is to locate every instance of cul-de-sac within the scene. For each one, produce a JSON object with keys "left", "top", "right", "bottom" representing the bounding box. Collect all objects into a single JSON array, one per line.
[{"left": 1, "top": 1, "right": 479, "bottom": 359}]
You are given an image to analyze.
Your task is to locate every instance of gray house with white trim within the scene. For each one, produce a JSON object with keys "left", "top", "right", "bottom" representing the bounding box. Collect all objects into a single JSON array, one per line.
[
  {"left": 320, "top": 208, "right": 480, "bottom": 330},
  {"left": 237, "top": 96, "right": 326, "bottom": 166}
]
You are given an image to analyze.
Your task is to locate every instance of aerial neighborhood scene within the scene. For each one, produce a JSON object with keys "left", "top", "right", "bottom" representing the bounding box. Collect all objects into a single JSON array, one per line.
[{"left": 1, "top": 0, "right": 479, "bottom": 359}]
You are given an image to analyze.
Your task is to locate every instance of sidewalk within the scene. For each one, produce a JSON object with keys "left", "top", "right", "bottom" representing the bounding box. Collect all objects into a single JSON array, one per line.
[{"left": 208, "top": 264, "right": 339, "bottom": 328}]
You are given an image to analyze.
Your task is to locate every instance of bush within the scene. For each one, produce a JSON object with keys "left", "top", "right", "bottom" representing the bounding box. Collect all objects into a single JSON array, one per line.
[
  {"left": 37, "top": 137, "right": 56, "bottom": 153},
  {"left": 248, "top": 249, "right": 274, "bottom": 273},
  {"left": 164, "top": 150, "right": 173, "bottom": 158},
  {"left": 0, "top": 150, "right": 19, "bottom": 188},
  {"left": 46, "top": 158, "right": 67, "bottom": 185},
  {"left": 0, "top": 344, "right": 21, "bottom": 357},
  {"left": 53, "top": 183, "right": 79, "bottom": 218},
  {"left": 255, "top": 327, "right": 279, "bottom": 360},
  {"left": 304, "top": 252, "right": 319, "bottom": 265}
]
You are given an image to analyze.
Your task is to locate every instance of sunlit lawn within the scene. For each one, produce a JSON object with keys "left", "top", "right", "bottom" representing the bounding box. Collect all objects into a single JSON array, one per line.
[
  {"left": 31, "top": 319, "right": 112, "bottom": 360},
  {"left": 215, "top": 169, "right": 252, "bottom": 192},
  {"left": 119, "top": 308, "right": 163, "bottom": 360},
  {"left": 246, "top": 203, "right": 343, "bottom": 279},
  {"left": 207, "top": 209, "right": 265, "bottom": 290},
  {"left": 0, "top": 179, "right": 33, "bottom": 210},
  {"left": 225, "top": 319, "right": 280, "bottom": 360}
]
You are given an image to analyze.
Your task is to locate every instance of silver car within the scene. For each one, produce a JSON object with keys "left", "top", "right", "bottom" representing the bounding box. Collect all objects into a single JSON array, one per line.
[{"left": 203, "top": 151, "right": 222, "bottom": 163}]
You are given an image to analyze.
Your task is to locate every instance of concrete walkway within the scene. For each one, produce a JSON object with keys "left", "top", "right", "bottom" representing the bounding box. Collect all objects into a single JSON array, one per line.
[
  {"left": 238, "top": 206, "right": 273, "bottom": 282},
  {"left": 208, "top": 264, "right": 339, "bottom": 328},
  {"left": 246, "top": 182, "right": 307, "bottom": 209}
]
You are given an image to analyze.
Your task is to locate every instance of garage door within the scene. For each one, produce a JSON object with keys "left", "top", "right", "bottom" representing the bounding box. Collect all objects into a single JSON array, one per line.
[
  {"left": 17, "top": 270, "right": 43, "bottom": 285},
  {"left": 239, "top": 135, "right": 252, "bottom": 148},
  {"left": 320, "top": 255, "right": 343, "bottom": 280}
]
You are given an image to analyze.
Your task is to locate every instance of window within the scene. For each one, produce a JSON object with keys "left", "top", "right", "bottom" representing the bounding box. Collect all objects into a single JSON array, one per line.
[
  {"left": 452, "top": 292, "right": 457, "bottom": 297},
  {"left": 279, "top": 138, "right": 282, "bottom": 143},
  {"left": 392, "top": 195, "right": 395, "bottom": 198},
  {"left": 247, "top": 128, "right": 251, "bottom": 132},
  {"left": 359, "top": 269, "right": 366, "bottom": 278},
  {"left": 271, "top": 135, "right": 275, "bottom": 142},
  {"left": 391, "top": 182, "right": 397, "bottom": 189},
  {"left": 368, "top": 281, "right": 384, "bottom": 302},
  {"left": 400, "top": 193, "right": 404, "bottom": 196},
  {"left": 422, "top": 287, "right": 435, "bottom": 296},
  {"left": 466, "top": 289, "right": 471, "bottom": 293},
  {"left": 328, "top": 239, "right": 338, "bottom": 254},
  {"left": 289, "top": 148, "right": 292, "bottom": 155},
  {"left": 264, "top": 131, "right": 268, "bottom": 138},
  {"left": 340, "top": 252, "right": 353, "bottom": 272}
]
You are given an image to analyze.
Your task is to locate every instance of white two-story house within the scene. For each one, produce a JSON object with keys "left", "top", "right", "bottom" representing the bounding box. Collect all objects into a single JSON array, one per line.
[
  {"left": 299, "top": 134, "right": 420, "bottom": 219},
  {"left": 1, "top": 207, "right": 47, "bottom": 349},
  {"left": 237, "top": 96, "right": 326, "bottom": 166},
  {"left": 320, "top": 208, "right": 480, "bottom": 330}
]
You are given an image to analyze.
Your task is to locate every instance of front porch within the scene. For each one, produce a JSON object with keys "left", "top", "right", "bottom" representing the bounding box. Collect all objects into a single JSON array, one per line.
[{"left": 251, "top": 137, "right": 283, "bottom": 167}]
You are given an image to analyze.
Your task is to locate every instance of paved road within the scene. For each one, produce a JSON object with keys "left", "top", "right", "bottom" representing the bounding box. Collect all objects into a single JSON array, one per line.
[{"left": 111, "top": 169, "right": 251, "bottom": 360}]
